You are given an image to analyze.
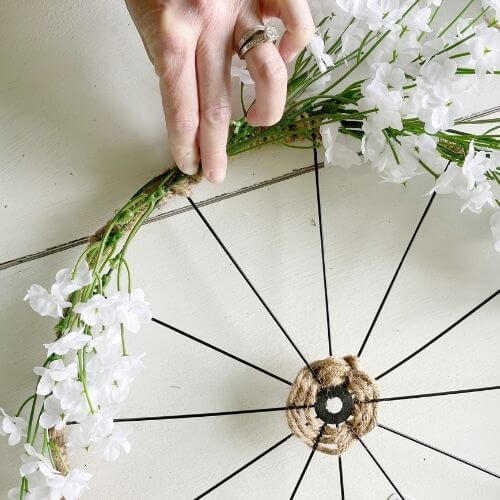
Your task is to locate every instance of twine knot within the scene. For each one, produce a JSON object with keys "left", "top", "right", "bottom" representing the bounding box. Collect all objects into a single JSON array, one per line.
[{"left": 286, "top": 355, "right": 379, "bottom": 455}]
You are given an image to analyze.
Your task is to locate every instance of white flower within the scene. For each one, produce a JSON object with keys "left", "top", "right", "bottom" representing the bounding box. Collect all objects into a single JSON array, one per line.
[
  {"left": 374, "top": 134, "right": 444, "bottom": 184},
  {"left": 92, "top": 425, "right": 132, "bottom": 462},
  {"left": 429, "top": 163, "right": 468, "bottom": 195},
  {"left": 418, "top": 89, "right": 463, "bottom": 134},
  {"left": 490, "top": 211, "right": 500, "bottom": 252},
  {"left": 8, "top": 471, "right": 52, "bottom": 499},
  {"left": 52, "top": 378, "right": 88, "bottom": 419},
  {"left": 86, "top": 351, "right": 145, "bottom": 405},
  {"left": 75, "top": 289, "right": 150, "bottom": 332},
  {"left": 34, "top": 360, "right": 78, "bottom": 396},
  {"left": 0, "top": 408, "right": 26, "bottom": 446},
  {"left": 23, "top": 284, "right": 71, "bottom": 318},
  {"left": 459, "top": 181, "right": 495, "bottom": 214},
  {"left": 482, "top": 0, "right": 500, "bottom": 19},
  {"left": 44, "top": 330, "right": 92, "bottom": 356},
  {"left": 308, "top": 33, "right": 333, "bottom": 73},
  {"left": 39, "top": 396, "right": 68, "bottom": 430},
  {"left": 372, "top": 144, "right": 422, "bottom": 184},
  {"left": 404, "top": 7, "right": 432, "bottom": 33},
  {"left": 24, "top": 262, "right": 92, "bottom": 318},
  {"left": 361, "top": 131, "right": 387, "bottom": 162},
  {"left": 113, "top": 289, "right": 152, "bottom": 333},
  {"left": 46, "top": 468, "right": 92, "bottom": 500},
  {"left": 462, "top": 141, "right": 492, "bottom": 189},
  {"left": 51, "top": 261, "right": 93, "bottom": 298},
  {"left": 372, "top": 62, "right": 406, "bottom": 91},
  {"left": 409, "top": 59, "right": 464, "bottom": 134},
  {"left": 336, "top": 0, "right": 401, "bottom": 31},
  {"left": 320, "top": 123, "right": 361, "bottom": 168},
  {"left": 20, "top": 444, "right": 58, "bottom": 478},
  {"left": 107, "top": 354, "right": 145, "bottom": 404},
  {"left": 401, "top": 134, "right": 445, "bottom": 174},
  {"left": 359, "top": 80, "right": 404, "bottom": 132},
  {"left": 66, "top": 409, "right": 114, "bottom": 451},
  {"left": 371, "top": 30, "right": 422, "bottom": 70},
  {"left": 468, "top": 24, "right": 500, "bottom": 76},
  {"left": 231, "top": 64, "right": 254, "bottom": 85},
  {"left": 74, "top": 294, "right": 115, "bottom": 328}
]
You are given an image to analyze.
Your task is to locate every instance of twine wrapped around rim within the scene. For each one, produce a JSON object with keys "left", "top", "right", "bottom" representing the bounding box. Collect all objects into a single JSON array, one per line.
[
  {"left": 286, "top": 355, "right": 379, "bottom": 455},
  {"left": 91, "top": 167, "right": 203, "bottom": 243},
  {"left": 48, "top": 428, "right": 69, "bottom": 475}
]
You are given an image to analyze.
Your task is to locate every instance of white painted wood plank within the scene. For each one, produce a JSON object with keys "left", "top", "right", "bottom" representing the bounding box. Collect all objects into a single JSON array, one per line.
[{"left": 0, "top": 0, "right": 311, "bottom": 263}]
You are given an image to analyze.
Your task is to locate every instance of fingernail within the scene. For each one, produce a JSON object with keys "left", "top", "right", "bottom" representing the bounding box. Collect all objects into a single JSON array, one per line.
[
  {"left": 206, "top": 169, "right": 226, "bottom": 184},
  {"left": 179, "top": 160, "right": 199, "bottom": 176}
]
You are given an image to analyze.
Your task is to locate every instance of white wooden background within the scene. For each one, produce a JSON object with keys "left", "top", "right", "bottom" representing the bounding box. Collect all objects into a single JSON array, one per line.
[{"left": 0, "top": 1, "right": 499, "bottom": 499}]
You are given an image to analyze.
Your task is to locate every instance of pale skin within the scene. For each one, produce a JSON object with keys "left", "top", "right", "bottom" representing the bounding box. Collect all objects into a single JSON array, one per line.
[{"left": 125, "top": 0, "right": 315, "bottom": 183}]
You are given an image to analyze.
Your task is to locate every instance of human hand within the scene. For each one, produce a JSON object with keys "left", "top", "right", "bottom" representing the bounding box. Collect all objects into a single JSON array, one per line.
[{"left": 125, "top": 0, "right": 315, "bottom": 183}]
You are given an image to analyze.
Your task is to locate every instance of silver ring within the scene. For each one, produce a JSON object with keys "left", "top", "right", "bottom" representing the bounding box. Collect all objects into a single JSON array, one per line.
[{"left": 237, "top": 25, "right": 279, "bottom": 59}]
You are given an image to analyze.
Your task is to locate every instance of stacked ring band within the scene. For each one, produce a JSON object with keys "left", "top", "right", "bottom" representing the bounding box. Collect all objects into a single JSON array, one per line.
[{"left": 238, "top": 25, "right": 279, "bottom": 59}]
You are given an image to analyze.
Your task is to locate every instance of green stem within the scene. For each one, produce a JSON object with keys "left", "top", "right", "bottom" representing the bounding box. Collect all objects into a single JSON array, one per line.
[
  {"left": 29, "top": 398, "right": 46, "bottom": 446},
  {"left": 438, "top": 0, "right": 475, "bottom": 37},
  {"left": 240, "top": 83, "right": 247, "bottom": 117},
  {"left": 78, "top": 349, "right": 94, "bottom": 414},
  {"left": 419, "top": 159, "right": 439, "bottom": 179},
  {"left": 16, "top": 394, "right": 36, "bottom": 417},
  {"left": 120, "top": 324, "right": 128, "bottom": 357}
]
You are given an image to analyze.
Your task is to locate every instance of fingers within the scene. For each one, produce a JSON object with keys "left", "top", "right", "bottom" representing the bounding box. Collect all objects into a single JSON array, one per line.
[
  {"left": 155, "top": 26, "right": 200, "bottom": 175},
  {"left": 274, "top": 0, "right": 315, "bottom": 63},
  {"left": 244, "top": 42, "right": 288, "bottom": 126},
  {"left": 196, "top": 37, "right": 233, "bottom": 184}
]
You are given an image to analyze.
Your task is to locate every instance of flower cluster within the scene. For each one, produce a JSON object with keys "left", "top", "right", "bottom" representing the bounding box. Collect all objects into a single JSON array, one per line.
[
  {"left": 2, "top": 262, "right": 151, "bottom": 499},
  {"left": 312, "top": 0, "right": 500, "bottom": 250},
  {"left": 231, "top": 0, "right": 500, "bottom": 251}
]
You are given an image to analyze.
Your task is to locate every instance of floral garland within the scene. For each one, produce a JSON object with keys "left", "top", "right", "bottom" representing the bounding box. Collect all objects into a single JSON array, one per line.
[{"left": 2, "top": 1, "right": 500, "bottom": 498}]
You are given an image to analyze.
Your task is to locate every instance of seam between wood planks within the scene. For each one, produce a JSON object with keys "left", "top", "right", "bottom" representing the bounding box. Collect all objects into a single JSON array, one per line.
[{"left": 0, "top": 162, "right": 323, "bottom": 271}]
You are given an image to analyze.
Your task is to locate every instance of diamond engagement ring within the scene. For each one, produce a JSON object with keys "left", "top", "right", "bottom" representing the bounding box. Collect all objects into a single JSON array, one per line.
[{"left": 237, "top": 25, "right": 279, "bottom": 59}]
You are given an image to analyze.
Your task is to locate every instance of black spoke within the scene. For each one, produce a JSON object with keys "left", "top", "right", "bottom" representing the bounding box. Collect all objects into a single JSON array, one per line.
[
  {"left": 378, "top": 424, "right": 500, "bottom": 479},
  {"left": 194, "top": 434, "right": 293, "bottom": 499},
  {"left": 187, "top": 197, "right": 317, "bottom": 378},
  {"left": 113, "top": 405, "right": 309, "bottom": 423},
  {"left": 375, "top": 290, "right": 499, "bottom": 380},
  {"left": 357, "top": 189, "right": 439, "bottom": 357},
  {"left": 313, "top": 145, "right": 333, "bottom": 356},
  {"left": 359, "top": 385, "right": 500, "bottom": 404},
  {"left": 338, "top": 456, "right": 345, "bottom": 500},
  {"left": 355, "top": 434, "right": 404, "bottom": 498},
  {"left": 290, "top": 424, "right": 326, "bottom": 499},
  {"left": 152, "top": 317, "right": 292, "bottom": 386}
]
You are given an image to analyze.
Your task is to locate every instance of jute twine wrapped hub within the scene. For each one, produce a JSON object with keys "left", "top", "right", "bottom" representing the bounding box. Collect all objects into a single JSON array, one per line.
[{"left": 286, "top": 356, "right": 379, "bottom": 455}]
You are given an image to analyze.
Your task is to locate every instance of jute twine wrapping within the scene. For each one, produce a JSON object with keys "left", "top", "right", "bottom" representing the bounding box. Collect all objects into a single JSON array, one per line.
[
  {"left": 48, "top": 428, "right": 68, "bottom": 474},
  {"left": 91, "top": 168, "right": 202, "bottom": 243},
  {"left": 286, "top": 356, "right": 379, "bottom": 455}
]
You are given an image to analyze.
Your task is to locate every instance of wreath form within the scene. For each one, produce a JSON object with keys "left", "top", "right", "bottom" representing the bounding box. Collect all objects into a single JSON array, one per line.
[{"left": 30, "top": 152, "right": 500, "bottom": 498}]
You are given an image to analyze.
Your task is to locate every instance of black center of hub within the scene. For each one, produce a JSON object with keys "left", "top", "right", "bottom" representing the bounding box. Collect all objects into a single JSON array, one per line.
[{"left": 314, "top": 385, "right": 353, "bottom": 425}]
